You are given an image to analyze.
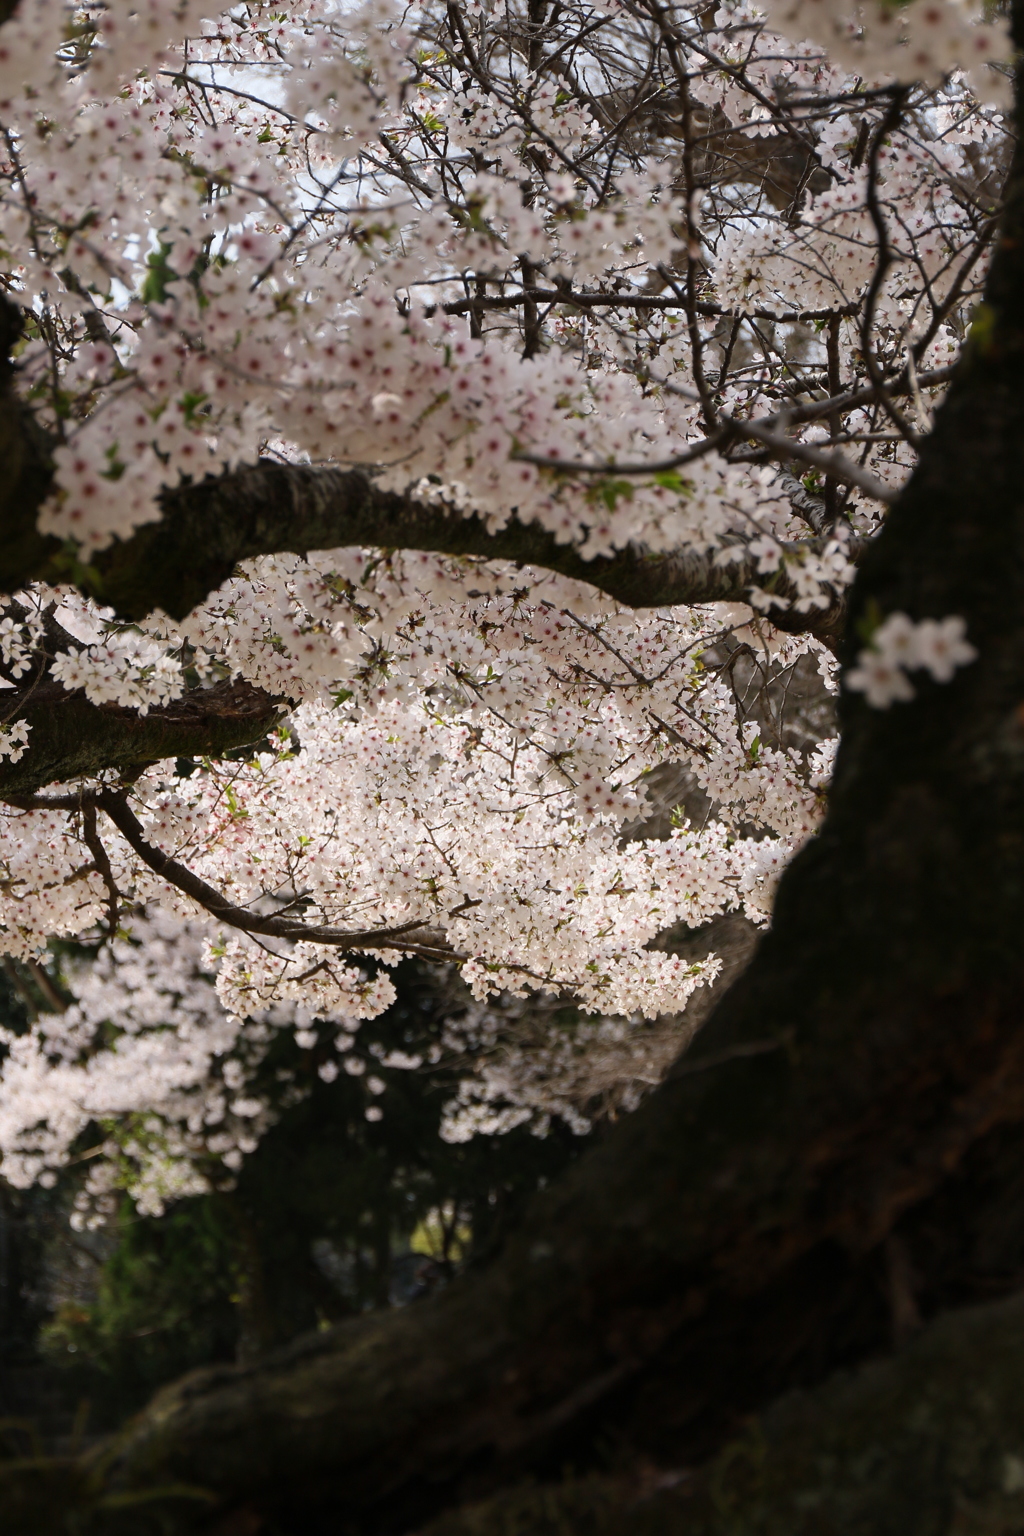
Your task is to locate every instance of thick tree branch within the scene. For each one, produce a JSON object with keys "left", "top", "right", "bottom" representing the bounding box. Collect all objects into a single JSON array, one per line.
[
  {"left": 0, "top": 418, "right": 850, "bottom": 646},
  {"left": 419, "top": 1292, "right": 1024, "bottom": 1536},
  {"left": 0, "top": 676, "right": 284, "bottom": 796},
  {"left": 0, "top": 289, "right": 848, "bottom": 645},
  {"left": 74, "top": 464, "right": 849, "bottom": 644}
]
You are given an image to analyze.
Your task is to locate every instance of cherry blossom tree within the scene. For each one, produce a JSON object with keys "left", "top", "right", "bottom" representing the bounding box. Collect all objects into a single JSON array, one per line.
[
  {"left": 0, "top": 0, "right": 1023, "bottom": 1525},
  {"left": 0, "top": 0, "right": 999, "bottom": 1207}
]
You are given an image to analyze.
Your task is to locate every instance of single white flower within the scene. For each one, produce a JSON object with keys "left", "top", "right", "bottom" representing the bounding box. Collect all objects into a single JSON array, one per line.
[
  {"left": 914, "top": 616, "right": 977, "bottom": 682},
  {"left": 874, "top": 612, "right": 920, "bottom": 669},
  {"left": 846, "top": 653, "right": 916, "bottom": 709}
]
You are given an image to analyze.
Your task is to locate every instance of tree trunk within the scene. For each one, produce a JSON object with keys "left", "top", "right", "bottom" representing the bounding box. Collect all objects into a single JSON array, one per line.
[
  {"left": 417, "top": 1290, "right": 1024, "bottom": 1536},
  {"left": 8, "top": 39, "right": 1024, "bottom": 1536}
]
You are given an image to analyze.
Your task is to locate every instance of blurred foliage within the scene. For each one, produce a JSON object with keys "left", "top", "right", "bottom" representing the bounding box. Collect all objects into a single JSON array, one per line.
[{"left": 37, "top": 1197, "right": 239, "bottom": 1411}]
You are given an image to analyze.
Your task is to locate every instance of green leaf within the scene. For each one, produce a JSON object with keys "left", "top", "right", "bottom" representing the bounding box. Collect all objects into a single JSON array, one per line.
[
  {"left": 652, "top": 469, "right": 691, "bottom": 494},
  {"left": 856, "top": 596, "right": 884, "bottom": 646},
  {"left": 967, "top": 301, "right": 996, "bottom": 358},
  {"left": 140, "top": 241, "right": 179, "bottom": 305},
  {"left": 588, "top": 477, "right": 634, "bottom": 512}
]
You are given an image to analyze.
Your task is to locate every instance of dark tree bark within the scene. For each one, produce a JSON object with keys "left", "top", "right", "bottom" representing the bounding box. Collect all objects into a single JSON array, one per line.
[
  {"left": 0, "top": 441, "right": 846, "bottom": 640},
  {"left": 3, "top": 25, "right": 1024, "bottom": 1536},
  {"left": 0, "top": 676, "right": 283, "bottom": 797},
  {"left": 416, "top": 1291, "right": 1024, "bottom": 1536}
]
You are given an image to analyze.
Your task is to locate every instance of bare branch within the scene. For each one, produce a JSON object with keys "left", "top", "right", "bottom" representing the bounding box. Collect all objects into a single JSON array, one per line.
[
  {"left": 513, "top": 413, "right": 896, "bottom": 502},
  {"left": 81, "top": 799, "right": 123, "bottom": 937},
  {"left": 738, "top": 417, "right": 896, "bottom": 503}
]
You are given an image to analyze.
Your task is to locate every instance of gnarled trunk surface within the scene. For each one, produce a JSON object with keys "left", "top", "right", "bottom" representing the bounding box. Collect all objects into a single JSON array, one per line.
[{"left": 418, "top": 1290, "right": 1024, "bottom": 1536}]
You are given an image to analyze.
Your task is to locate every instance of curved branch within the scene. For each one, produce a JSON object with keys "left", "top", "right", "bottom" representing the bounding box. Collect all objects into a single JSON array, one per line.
[
  {"left": 94, "top": 791, "right": 464, "bottom": 961},
  {"left": 0, "top": 293, "right": 856, "bottom": 645},
  {"left": 76, "top": 464, "right": 851, "bottom": 644}
]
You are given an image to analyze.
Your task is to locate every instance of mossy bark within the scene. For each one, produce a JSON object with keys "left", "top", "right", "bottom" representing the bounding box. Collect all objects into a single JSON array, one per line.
[{"left": 417, "top": 1290, "right": 1024, "bottom": 1536}]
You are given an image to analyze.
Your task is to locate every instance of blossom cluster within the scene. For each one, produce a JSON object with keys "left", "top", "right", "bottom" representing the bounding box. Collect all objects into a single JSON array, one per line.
[
  {"left": 0, "top": 606, "right": 44, "bottom": 680},
  {"left": 0, "top": 0, "right": 1000, "bottom": 596},
  {"left": 846, "top": 611, "right": 977, "bottom": 707},
  {"left": 50, "top": 634, "right": 184, "bottom": 714},
  {"left": 766, "top": 0, "right": 1009, "bottom": 103},
  {"left": 0, "top": 567, "right": 836, "bottom": 1208},
  {"left": 0, "top": 911, "right": 295, "bottom": 1222},
  {"left": 0, "top": 721, "right": 31, "bottom": 762}
]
